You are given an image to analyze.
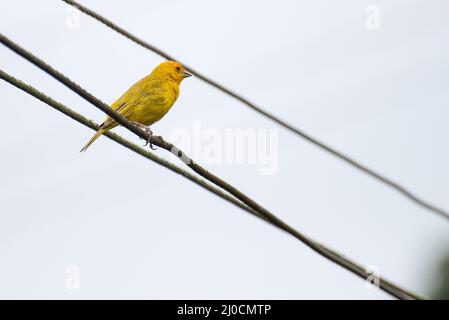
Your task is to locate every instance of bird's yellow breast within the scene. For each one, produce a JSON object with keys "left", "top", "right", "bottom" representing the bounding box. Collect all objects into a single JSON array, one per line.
[
  {"left": 109, "top": 75, "right": 180, "bottom": 128},
  {"left": 129, "top": 80, "right": 179, "bottom": 126}
]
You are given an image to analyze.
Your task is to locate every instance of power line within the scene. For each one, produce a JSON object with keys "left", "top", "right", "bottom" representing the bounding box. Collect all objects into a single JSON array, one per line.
[
  {"left": 0, "top": 69, "right": 421, "bottom": 302},
  {"left": 0, "top": 69, "right": 267, "bottom": 224},
  {"left": 0, "top": 33, "right": 424, "bottom": 300},
  {"left": 61, "top": 0, "right": 449, "bottom": 221}
]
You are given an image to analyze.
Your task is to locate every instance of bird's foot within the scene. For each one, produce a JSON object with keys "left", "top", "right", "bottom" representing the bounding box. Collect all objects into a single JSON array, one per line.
[
  {"left": 145, "top": 129, "right": 157, "bottom": 150},
  {"left": 133, "top": 122, "right": 157, "bottom": 150}
]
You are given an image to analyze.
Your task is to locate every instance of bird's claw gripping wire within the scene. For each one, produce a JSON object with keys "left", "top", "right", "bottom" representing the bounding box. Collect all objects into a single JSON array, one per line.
[
  {"left": 145, "top": 132, "right": 157, "bottom": 151},
  {"left": 133, "top": 122, "right": 157, "bottom": 150},
  {"left": 143, "top": 127, "right": 157, "bottom": 150}
]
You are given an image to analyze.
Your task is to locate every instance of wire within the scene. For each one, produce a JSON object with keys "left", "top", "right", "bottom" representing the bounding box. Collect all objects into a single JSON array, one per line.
[
  {"left": 61, "top": 0, "right": 449, "bottom": 221},
  {"left": 0, "top": 70, "right": 268, "bottom": 224},
  {"left": 0, "top": 34, "right": 424, "bottom": 300},
  {"left": 0, "top": 69, "right": 421, "bottom": 301}
]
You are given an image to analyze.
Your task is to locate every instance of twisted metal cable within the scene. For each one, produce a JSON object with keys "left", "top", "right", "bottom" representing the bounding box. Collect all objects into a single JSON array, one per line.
[
  {"left": 0, "top": 34, "right": 424, "bottom": 300},
  {"left": 61, "top": 0, "right": 449, "bottom": 222},
  {"left": 0, "top": 69, "right": 267, "bottom": 223}
]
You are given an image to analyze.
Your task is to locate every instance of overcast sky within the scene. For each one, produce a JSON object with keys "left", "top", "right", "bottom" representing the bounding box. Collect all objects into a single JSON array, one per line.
[{"left": 0, "top": 0, "right": 448, "bottom": 299}]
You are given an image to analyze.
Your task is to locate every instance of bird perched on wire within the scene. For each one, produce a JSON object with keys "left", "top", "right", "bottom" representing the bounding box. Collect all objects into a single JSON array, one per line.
[{"left": 80, "top": 61, "right": 191, "bottom": 151}]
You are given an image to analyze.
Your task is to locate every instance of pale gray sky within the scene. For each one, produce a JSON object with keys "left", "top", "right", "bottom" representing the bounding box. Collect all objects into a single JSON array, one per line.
[{"left": 0, "top": 0, "right": 448, "bottom": 299}]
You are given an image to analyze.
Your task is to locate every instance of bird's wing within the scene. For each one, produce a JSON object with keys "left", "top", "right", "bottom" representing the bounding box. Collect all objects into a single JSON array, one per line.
[
  {"left": 100, "top": 78, "right": 150, "bottom": 128},
  {"left": 101, "top": 77, "right": 170, "bottom": 128},
  {"left": 101, "top": 101, "right": 133, "bottom": 129}
]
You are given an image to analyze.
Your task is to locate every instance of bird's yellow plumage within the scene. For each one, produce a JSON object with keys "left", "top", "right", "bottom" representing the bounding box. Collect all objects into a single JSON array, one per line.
[{"left": 80, "top": 61, "right": 191, "bottom": 151}]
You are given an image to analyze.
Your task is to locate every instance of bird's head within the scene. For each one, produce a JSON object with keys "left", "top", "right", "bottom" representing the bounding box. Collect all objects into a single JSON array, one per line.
[{"left": 151, "top": 61, "right": 191, "bottom": 83}]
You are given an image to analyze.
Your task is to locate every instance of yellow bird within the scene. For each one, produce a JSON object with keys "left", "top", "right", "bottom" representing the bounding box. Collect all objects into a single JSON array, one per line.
[{"left": 80, "top": 61, "right": 191, "bottom": 152}]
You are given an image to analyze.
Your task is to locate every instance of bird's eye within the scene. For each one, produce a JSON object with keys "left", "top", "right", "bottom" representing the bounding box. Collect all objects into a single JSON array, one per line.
[{"left": 176, "top": 66, "right": 181, "bottom": 72}]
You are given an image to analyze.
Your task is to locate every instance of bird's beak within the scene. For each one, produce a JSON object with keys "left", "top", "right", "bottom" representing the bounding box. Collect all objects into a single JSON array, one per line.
[{"left": 183, "top": 71, "right": 192, "bottom": 78}]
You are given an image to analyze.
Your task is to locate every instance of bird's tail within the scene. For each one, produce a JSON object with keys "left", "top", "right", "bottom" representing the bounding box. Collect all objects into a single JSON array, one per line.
[{"left": 80, "top": 128, "right": 107, "bottom": 152}]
